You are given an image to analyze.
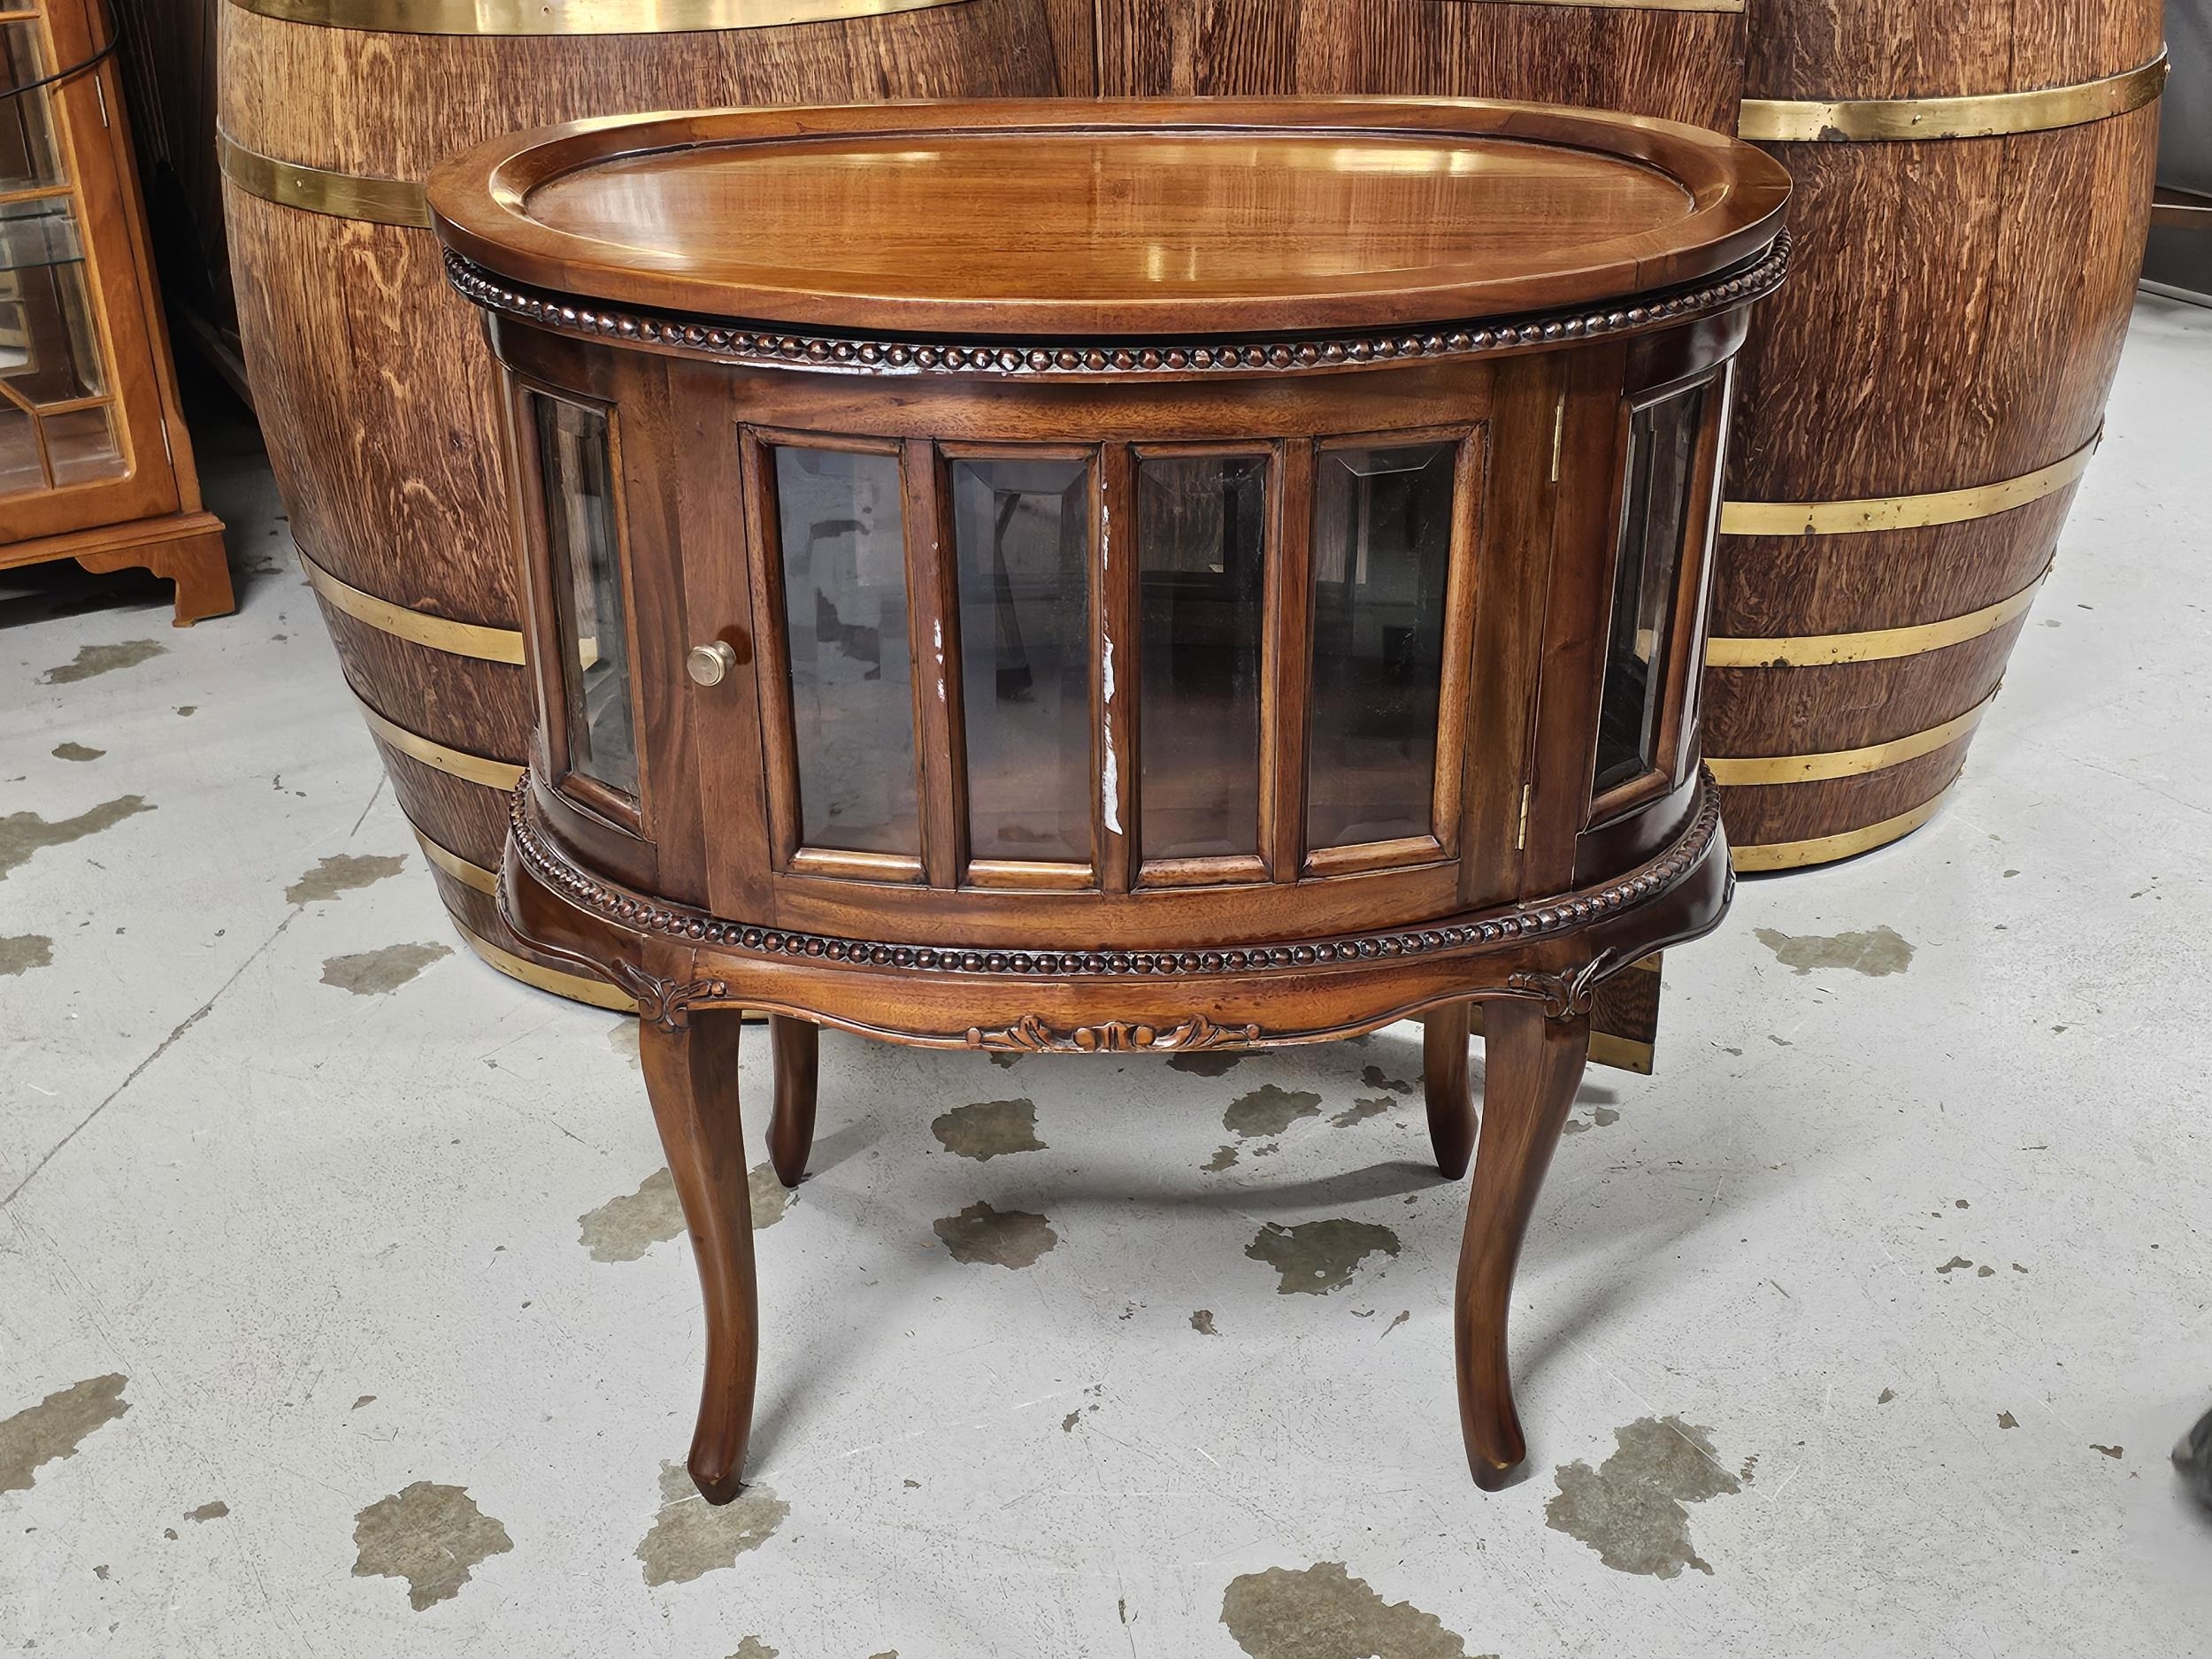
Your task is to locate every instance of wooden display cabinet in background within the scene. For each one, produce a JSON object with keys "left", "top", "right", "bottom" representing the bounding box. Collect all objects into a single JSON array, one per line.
[{"left": 0, "top": 0, "right": 227, "bottom": 623}]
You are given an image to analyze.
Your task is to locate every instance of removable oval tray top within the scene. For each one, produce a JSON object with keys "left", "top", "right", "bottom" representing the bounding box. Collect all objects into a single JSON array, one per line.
[{"left": 430, "top": 99, "right": 1788, "bottom": 339}]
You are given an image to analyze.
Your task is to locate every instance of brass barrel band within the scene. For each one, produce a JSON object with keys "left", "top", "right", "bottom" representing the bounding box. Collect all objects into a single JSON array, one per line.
[
  {"left": 1740, "top": 53, "right": 2168, "bottom": 144},
  {"left": 1719, "top": 433, "right": 2100, "bottom": 538},
  {"left": 225, "top": 0, "right": 974, "bottom": 37},
  {"left": 354, "top": 695, "right": 526, "bottom": 790},
  {"left": 218, "top": 131, "right": 429, "bottom": 226},
  {"left": 301, "top": 545, "right": 530, "bottom": 664},
  {"left": 456, "top": 919, "right": 638, "bottom": 1010},
  {"left": 1705, "top": 568, "right": 2047, "bottom": 668},
  {"left": 412, "top": 826, "right": 499, "bottom": 895},
  {"left": 1730, "top": 779, "right": 1961, "bottom": 873},
  {"left": 1705, "top": 692, "right": 1993, "bottom": 787}
]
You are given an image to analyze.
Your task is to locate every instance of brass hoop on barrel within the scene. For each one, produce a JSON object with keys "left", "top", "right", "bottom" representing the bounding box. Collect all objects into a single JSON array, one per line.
[
  {"left": 224, "top": 0, "right": 970, "bottom": 36},
  {"left": 1740, "top": 53, "right": 2168, "bottom": 143}
]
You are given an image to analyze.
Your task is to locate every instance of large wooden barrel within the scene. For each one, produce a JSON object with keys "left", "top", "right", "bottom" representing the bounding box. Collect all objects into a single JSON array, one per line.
[
  {"left": 218, "top": 0, "right": 1088, "bottom": 1006},
  {"left": 1094, "top": 0, "right": 1744, "bottom": 128},
  {"left": 1710, "top": 3, "right": 2166, "bottom": 869}
]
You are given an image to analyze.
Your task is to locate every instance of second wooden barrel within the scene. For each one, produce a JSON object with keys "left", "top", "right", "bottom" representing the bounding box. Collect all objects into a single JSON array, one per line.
[
  {"left": 1711, "top": 2, "right": 2166, "bottom": 869},
  {"left": 218, "top": 0, "right": 1088, "bottom": 1004}
]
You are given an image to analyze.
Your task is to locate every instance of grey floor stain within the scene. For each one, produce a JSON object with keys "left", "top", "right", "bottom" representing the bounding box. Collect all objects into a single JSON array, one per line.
[
  {"left": 1998, "top": 1411, "right": 2019, "bottom": 1429},
  {"left": 1191, "top": 1310, "right": 1217, "bottom": 1335},
  {"left": 1384, "top": 1310, "right": 1409, "bottom": 1336},
  {"left": 350, "top": 1481, "right": 512, "bottom": 1609},
  {"left": 285, "top": 852, "right": 407, "bottom": 904},
  {"left": 608, "top": 1018, "right": 641, "bottom": 1066},
  {"left": 1169, "top": 1051, "right": 1242, "bottom": 1078},
  {"left": 987, "top": 1051, "right": 1021, "bottom": 1070},
  {"left": 1360, "top": 1065, "right": 1415, "bottom": 1096},
  {"left": 1225, "top": 1084, "right": 1323, "bottom": 1141},
  {"left": 933, "top": 1201, "right": 1058, "bottom": 1268},
  {"left": 1220, "top": 1561, "right": 1479, "bottom": 1659},
  {"left": 728, "top": 1641, "right": 779, "bottom": 1659},
  {"left": 0, "top": 1374, "right": 130, "bottom": 1494},
  {"left": 50, "top": 741, "right": 103, "bottom": 762},
  {"left": 749, "top": 1161, "right": 793, "bottom": 1229},
  {"left": 319, "top": 941, "right": 451, "bottom": 995},
  {"left": 1245, "top": 1220, "right": 1402, "bottom": 1295},
  {"left": 351, "top": 1395, "right": 375, "bottom": 1411},
  {"left": 0, "top": 933, "right": 53, "bottom": 977},
  {"left": 1329, "top": 1097, "right": 1392, "bottom": 1129},
  {"left": 1204, "top": 1144, "right": 1240, "bottom": 1171},
  {"left": 187, "top": 1500, "right": 229, "bottom": 1522},
  {"left": 637, "top": 1460, "right": 788, "bottom": 1586},
  {"left": 1754, "top": 924, "right": 1915, "bottom": 978},
  {"left": 41, "top": 640, "right": 165, "bottom": 685},
  {"left": 580, "top": 1168, "right": 684, "bottom": 1262},
  {"left": 1878, "top": 1387, "right": 1896, "bottom": 1404},
  {"left": 1936, "top": 1256, "right": 1974, "bottom": 1275},
  {"left": 1562, "top": 1106, "right": 1622, "bottom": 1137},
  {"left": 931, "top": 1098, "right": 1045, "bottom": 1162},
  {"left": 1545, "top": 1416, "right": 1741, "bottom": 1578},
  {"left": 2092, "top": 1443, "right": 2124, "bottom": 1459},
  {"left": 1, "top": 795, "right": 155, "bottom": 880},
  {"left": 581, "top": 1164, "right": 788, "bottom": 1260}
]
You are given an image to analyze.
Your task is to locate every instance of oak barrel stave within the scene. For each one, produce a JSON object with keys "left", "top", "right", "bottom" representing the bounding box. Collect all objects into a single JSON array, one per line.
[
  {"left": 1715, "top": 1, "right": 2163, "bottom": 863},
  {"left": 1096, "top": 0, "right": 1744, "bottom": 129},
  {"left": 218, "top": 0, "right": 1079, "bottom": 998}
]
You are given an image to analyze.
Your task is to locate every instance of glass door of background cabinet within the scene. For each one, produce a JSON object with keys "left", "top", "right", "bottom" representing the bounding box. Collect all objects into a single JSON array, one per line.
[{"left": 0, "top": 1, "right": 187, "bottom": 540}]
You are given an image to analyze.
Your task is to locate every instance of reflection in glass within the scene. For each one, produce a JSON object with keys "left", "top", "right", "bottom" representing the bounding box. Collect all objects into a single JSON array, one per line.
[
  {"left": 533, "top": 394, "right": 639, "bottom": 801},
  {"left": 950, "top": 456, "right": 1093, "bottom": 865},
  {"left": 1307, "top": 442, "right": 1455, "bottom": 849},
  {"left": 43, "top": 405, "right": 120, "bottom": 488},
  {"left": 773, "top": 445, "right": 918, "bottom": 856},
  {"left": 0, "top": 26, "right": 64, "bottom": 193},
  {"left": 1137, "top": 454, "right": 1265, "bottom": 862},
  {"left": 1595, "top": 385, "right": 1706, "bottom": 795},
  {"left": 0, "top": 403, "right": 37, "bottom": 494}
]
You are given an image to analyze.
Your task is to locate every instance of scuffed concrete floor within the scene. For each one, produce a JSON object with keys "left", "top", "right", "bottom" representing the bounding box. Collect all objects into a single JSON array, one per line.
[{"left": 4, "top": 302, "right": 2209, "bottom": 1659}]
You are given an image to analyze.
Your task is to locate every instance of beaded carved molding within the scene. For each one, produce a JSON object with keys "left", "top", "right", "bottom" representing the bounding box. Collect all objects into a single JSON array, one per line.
[
  {"left": 506, "top": 770, "right": 1726, "bottom": 980},
  {"left": 442, "top": 236, "right": 1789, "bottom": 382}
]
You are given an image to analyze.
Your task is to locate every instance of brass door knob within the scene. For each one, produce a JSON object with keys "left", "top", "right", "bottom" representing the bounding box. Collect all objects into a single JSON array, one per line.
[{"left": 687, "top": 641, "right": 738, "bottom": 687}]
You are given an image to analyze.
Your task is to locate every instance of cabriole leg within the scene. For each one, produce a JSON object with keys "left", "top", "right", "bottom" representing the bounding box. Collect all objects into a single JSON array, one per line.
[
  {"left": 1422, "top": 1001, "right": 1477, "bottom": 1179},
  {"left": 766, "top": 1016, "right": 820, "bottom": 1189},
  {"left": 638, "top": 1005, "right": 757, "bottom": 1504},
  {"left": 1455, "top": 996, "right": 1590, "bottom": 1489}
]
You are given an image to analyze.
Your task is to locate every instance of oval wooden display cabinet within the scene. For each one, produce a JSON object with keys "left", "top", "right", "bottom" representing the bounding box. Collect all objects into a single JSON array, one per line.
[
  {"left": 429, "top": 98, "right": 1789, "bottom": 1499},
  {"left": 215, "top": 0, "right": 1090, "bottom": 1004}
]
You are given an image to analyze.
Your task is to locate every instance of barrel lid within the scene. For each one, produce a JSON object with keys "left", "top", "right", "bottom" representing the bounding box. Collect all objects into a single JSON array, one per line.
[{"left": 429, "top": 100, "right": 1788, "bottom": 339}]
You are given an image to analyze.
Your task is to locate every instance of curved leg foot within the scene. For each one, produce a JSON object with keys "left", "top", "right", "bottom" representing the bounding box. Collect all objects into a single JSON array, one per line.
[
  {"left": 638, "top": 1005, "right": 757, "bottom": 1504},
  {"left": 1455, "top": 997, "right": 1589, "bottom": 1488},
  {"left": 1422, "top": 1002, "right": 1476, "bottom": 1179},
  {"left": 766, "top": 1016, "right": 819, "bottom": 1189}
]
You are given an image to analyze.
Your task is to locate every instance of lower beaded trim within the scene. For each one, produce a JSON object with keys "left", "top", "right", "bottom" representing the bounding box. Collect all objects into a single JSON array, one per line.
[{"left": 509, "top": 769, "right": 1726, "bottom": 979}]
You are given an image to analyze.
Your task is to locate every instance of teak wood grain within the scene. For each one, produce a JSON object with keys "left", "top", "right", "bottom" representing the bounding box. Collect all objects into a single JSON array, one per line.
[{"left": 438, "top": 100, "right": 1781, "bottom": 1502}]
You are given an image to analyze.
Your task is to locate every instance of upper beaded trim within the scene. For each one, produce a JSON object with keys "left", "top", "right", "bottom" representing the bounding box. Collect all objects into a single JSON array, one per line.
[
  {"left": 443, "top": 236, "right": 1788, "bottom": 380},
  {"left": 508, "top": 770, "right": 1724, "bottom": 977}
]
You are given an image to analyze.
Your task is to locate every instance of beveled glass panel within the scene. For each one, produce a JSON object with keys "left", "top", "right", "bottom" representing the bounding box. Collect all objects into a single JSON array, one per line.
[
  {"left": 1307, "top": 442, "right": 1455, "bottom": 849},
  {"left": 1595, "top": 384, "right": 1708, "bottom": 795},
  {"left": 1137, "top": 454, "right": 1265, "bottom": 863},
  {"left": 533, "top": 394, "right": 639, "bottom": 802},
  {"left": 0, "top": 203, "right": 105, "bottom": 406},
  {"left": 0, "top": 402, "right": 38, "bottom": 495},
  {"left": 772, "top": 444, "right": 918, "bottom": 856},
  {"left": 950, "top": 456, "right": 1093, "bottom": 866},
  {"left": 0, "top": 27, "right": 64, "bottom": 193},
  {"left": 42, "top": 405, "right": 122, "bottom": 488}
]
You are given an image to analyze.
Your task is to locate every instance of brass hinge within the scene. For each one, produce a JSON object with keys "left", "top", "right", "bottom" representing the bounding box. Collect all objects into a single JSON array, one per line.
[
  {"left": 1515, "top": 783, "right": 1532, "bottom": 850},
  {"left": 1549, "top": 394, "right": 1565, "bottom": 482}
]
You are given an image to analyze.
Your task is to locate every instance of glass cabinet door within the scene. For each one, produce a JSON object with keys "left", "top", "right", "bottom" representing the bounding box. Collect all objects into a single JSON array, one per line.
[
  {"left": 1594, "top": 380, "right": 1711, "bottom": 800},
  {"left": 771, "top": 442, "right": 919, "bottom": 858},
  {"left": 1306, "top": 441, "right": 1457, "bottom": 852},
  {"left": 1135, "top": 451, "right": 1266, "bottom": 867},
  {"left": 530, "top": 392, "right": 640, "bottom": 806},
  {"left": 0, "top": 16, "right": 125, "bottom": 497},
  {"left": 949, "top": 455, "right": 1095, "bottom": 872}
]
